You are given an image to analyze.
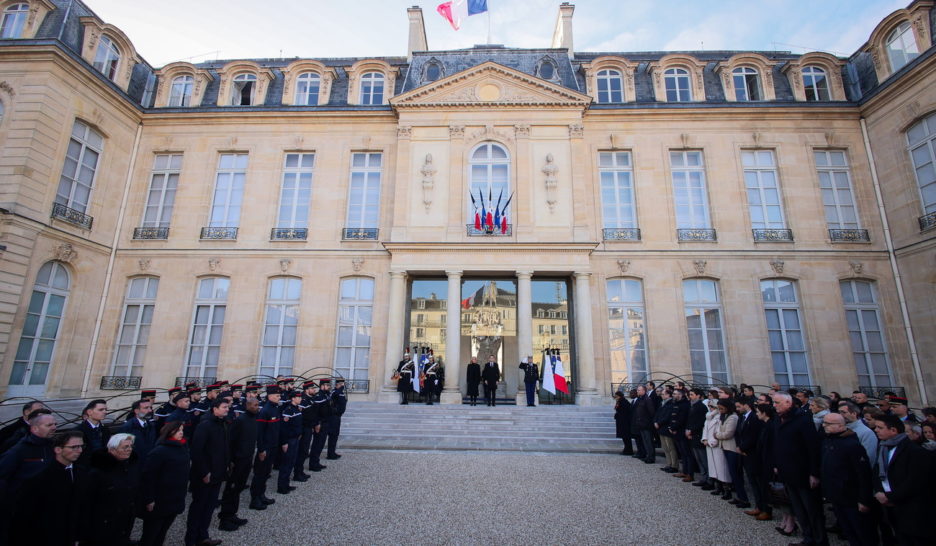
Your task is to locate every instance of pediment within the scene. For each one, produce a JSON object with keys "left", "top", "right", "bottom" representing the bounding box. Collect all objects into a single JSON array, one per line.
[{"left": 391, "top": 61, "right": 591, "bottom": 109}]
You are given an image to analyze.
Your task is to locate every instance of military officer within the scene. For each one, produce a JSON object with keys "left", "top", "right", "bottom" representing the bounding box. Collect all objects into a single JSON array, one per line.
[
  {"left": 166, "top": 391, "right": 194, "bottom": 441},
  {"left": 308, "top": 379, "right": 333, "bottom": 470},
  {"left": 397, "top": 349, "right": 415, "bottom": 404},
  {"left": 249, "top": 385, "right": 281, "bottom": 510},
  {"left": 423, "top": 355, "right": 441, "bottom": 405},
  {"left": 154, "top": 386, "right": 181, "bottom": 430},
  {"left": 294, "top": 380, "right": 320, "bottom": 481},
  {"left": 329, "top": 378, "right": 347, "bottom": 459},
  {"left": 519, "top": 356, "right": 539, "bottom": 407},
  {"left": 277, "top": 390, "right": 303, "bottom": 494}
]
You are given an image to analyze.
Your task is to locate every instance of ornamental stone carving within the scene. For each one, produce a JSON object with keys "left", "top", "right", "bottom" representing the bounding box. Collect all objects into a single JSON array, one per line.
[
  {"left": 397, "top": 126, "right": 412, "bottom": 138},
  {"left": 617, "top": 259, "right": 631, "bottom": 274},
  {"left": 138, "top": 258, "right": 151, "bottom": 271},
  {"left": 208, "top": 258, "right": 221, "bottom": 271},
  {"left": 352, "top": 257, "right": 364, "bottom": 272},
  {"left": 542, "top": 153, "right": 559, "bottom": 212},
  {"left": 279, "top": 259, "right": 291, "bottom": 273},
  {"left": 0, "top": 81, "right": 15, "bottom": 97},
  {"left": 449, "top": 125, "right": 465, "bottom": 138},
  {"left": 514, "top": 124, "right": 530, "bottom": 138},
  {"left": 769, "top": 259, "right": 784, "bottom": 275},
  {"left": 849, "top": 261, "right": 864, "bottom": 276},
  {"left": 420, "top": 153, "right": 436, "bottom": 211},
  {"left": 693, "top": 260, "right": 707, "bottom": 275},
  {"left": 568, "top": 124, "right": 584, "bottom": 138},
  {"left": 53, "top": 243, "right": 77, "bottom": 263}
]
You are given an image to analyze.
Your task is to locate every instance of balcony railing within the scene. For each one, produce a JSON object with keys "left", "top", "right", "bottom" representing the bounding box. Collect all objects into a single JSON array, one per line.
[
  {"left": 857, "top": 386, "right": 907, "bottom": 400},
  {"left": 603, "top": 227, "right": 641, "bottom": 241},
  {"left": 346, "top": 379, "right": 370, "bottom": 394},
  {"left": 174, "top": 376, "right": 218, "bottom": 388},
  {"left": 271, "top": 227, "right": 308, "bottom": 240},
  {"left": 200, "top": 226, "right": 238, "bottom": 240},
  {"left": 753, "top": 228, "right": 794, "bottom": 242},
  {"left": 342, "top": 227, "right": 378, "bottom": 240},
  {"left": 133, "top": 226, "right": 169, "bottom": 240},
  {"left": 466, "top": 224, "right": 512, "bottom": 236},
  {"left": 100, "top": 375, "right": 143, "bottom": 390},
  {"left": 918, "top": 211, "right": 936, "bottom": 232},
  {"left": 829, "top": 228, "right": 870, "bottom": 242},
  {"left": 51, "top": 202, "right": 93, "bottom": 230},
  {"left": 677, "top": 228, "right": 717, "bottom": 242}
]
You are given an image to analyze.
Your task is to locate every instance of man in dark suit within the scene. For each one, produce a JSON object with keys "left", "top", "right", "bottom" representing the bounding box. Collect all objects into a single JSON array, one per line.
[
  {"left": 219, "top": 397, "right": 258, "bottom": 529},
  {"left": 185, "top": 399, "right": 230, "bottom": 546},
  {"left": 0, "top": 412, "right": 57, "bottom": 544},
  {"left": 873, "top": 413, "right": 934, "bottom": 546},
  {"left": 821, "top": 413, "right": 875, "bottom": 546},
  {"left": 0, "top": 400, "right": 43, "bottom": 454},
  {"left": 119, "top": 398, "right": 157, "bottom": 464},
  {"left": 735, "top": 396, "right": 764, "bottom": 514},
  {"left": 481, "top": 354, "right": 500, "bottom": 407},
  {"left": 631, "top": 385, "right": 656, "bottom": 464},
  {"left": 76, "top": 399, "right": 110, "bottom": 464},
  {"left": 686, "top": 388, "right": 710, "bottom": 488}
]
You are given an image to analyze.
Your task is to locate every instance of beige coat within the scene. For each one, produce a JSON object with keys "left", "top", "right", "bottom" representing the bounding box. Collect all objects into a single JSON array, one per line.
[
  {"left": 703, "top": 407, "right": 731, "bottom": 483},
  {"left": 714, "top": 413, "right": 739, "bottom": 452}
]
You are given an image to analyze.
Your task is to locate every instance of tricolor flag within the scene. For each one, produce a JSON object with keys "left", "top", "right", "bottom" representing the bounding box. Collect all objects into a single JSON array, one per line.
[
  {"left": 552, "top": 349, "right": 569, "bottom": 394},
  {"left": 437, "top": 0, "right": 488, "bottom": 31},
  {"left": 541, "top": 349, "right": 555, "bottom": 394}
]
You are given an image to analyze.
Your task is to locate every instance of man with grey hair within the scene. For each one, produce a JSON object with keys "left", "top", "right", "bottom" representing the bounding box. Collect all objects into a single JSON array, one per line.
[
  {"left": 0, "top": 412, "right": 57, "bottom": 543},
  {"left": 838, "top": 400, "right": 878, "bottom": 461},
  {"left": 820, "top": 412, "right": 875, "bottom": 546}
]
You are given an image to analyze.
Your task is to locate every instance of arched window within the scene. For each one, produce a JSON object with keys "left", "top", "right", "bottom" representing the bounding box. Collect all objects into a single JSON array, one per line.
[
  {"left": 184, "top": 277, "right": 229, "bottom": 380},
  {"left": 469, "top": 142, "right": 510, "bottom": 227},
  {"left": 423, "top": 61, "right": 443, "bottom": 83},
  {"left": 93, "top": 35, "right": 121, "bottom": 81},
  {"left": 0, "top": 3, "right": 28, "bottom": 39},
  {"left": 840, "top": 280, "right": 892, "bottom": 388},
  {"left": 664, "top": 68, "right": 691, "bottom": 102},
  {"left": 110, "top": 276, "right": 159, "bottom": 378},
  {"left": 683, "top": 278, "right": 729, "bottom": 384},
  {"left": 607, "top": 278, "right": 649, "bottom": 383},
  {"left": 732, "top": 66, "right": 762, "bottom": 101},
  {"left": 885, "top": 21, "right": 919, "bottom": 72},
  {"left": 761, "top": 279, "right": 811, "bottom": 387},
  {"left": 231, "top": 73, "right": 257, "bottom": 106},
  {"left": 906, "top": 111, "right": 936, "bottom": 217},
  {"left": 168, "top": 75, "right": 193, "bottom": 107},
  {"left": 295, "top": 72, "right": 321, "bottom": 106},
  {"left": 259, "top": 277, "right": 302, "bottom": 378},
  {"left": 10, "top": 262, "right": 70, "bottom": 389},
  {"left": 596, "top": 69, "right": 623, "bottom": 103},
  {"left": 334, "top": 277, "right": 374, "bottom": 381},
  {"left": 802, "top": 66, "right": 830, "bottom": 101},
  {"left": 359, "top": 72, "right": 384, "bottom": 105}
]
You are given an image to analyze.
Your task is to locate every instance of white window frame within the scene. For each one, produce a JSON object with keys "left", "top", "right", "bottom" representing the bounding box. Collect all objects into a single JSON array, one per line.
[
  {"left": 815, "top": 150, "right": 861, "bottom": 229},
  {"left": 885, "top": 22, "right": 919, "bottom": 72},
  {"left": 295, "top": 72, "right": 321, "bottom": 106},
  {"left": 142, "top": 153, "right": 182, "bottom": 228},
  {"left": 168, "top": 75, "right": 194, "bottom": 107},
  {"left": 670, "top": 150, "right": 711, "bottom": 229},
  {"left": 359, "top": 72, "right": 384, "bottom": 105},
  {"left": 209, "top": 153, "right": 248, "bottom": 228},
  {"left": 742, "top": 150, "right": 786, "bottom": 229},
  {"left": 802, "top": 66, "right": 830, "bottom": 102},
  {"left": 110, "top": 276, "right": 159, "bottom": 378},
  {"left": 732, "top": 66, "right": 762, "bottom": 101},
  {"left": 596, "top": 69, "right": 623, "bottom": 103},
  {"left": 93, "top": 35, "right": 120, "bottom": 81},
  {"left": 683, "top": 278, "right": 730, "bottom": 384},
  {"left": 344, "top": 152, "right": 382, "bottom": 229},
  {"left": 761, "top": 279, "right": 811, "bottom": 386},
  {"left": 259, "top": 277, "right": 301, "bottom": 378},
  {"left": 598, "top": 151, "right": 637, "bottom": 229},
  {"left": 607, "top": 278, "right": 649, "bottom": 383},
  {"left": 277, "top": 152, "right": 315, "bottom": 229},
  {"left": 906, "top": 112, "right": 936, "bottom": 215},
  {"left": 468, "top": 142, "right": 511, "bottom": 223},
  {"left": 334, "top": 277, "right": 374, "bottom": 381},
  {"left": 231, "top": 73, "right": 257, "bottom": 106},
  {"left": 0, "top": 3, "right": 28, "bottom": 39},
  {"left": 841, "top": 280, "right": 893, "bottom": 388},
  {"left": 183, "top": 277, "right": 229, "bottom": 379},
  {"left": 10, "top": 261, "right": 70, "bottom": 387},
  {"left": 55, "top": 120, "right": 103, "bottom": 214},
  {"left": 664, "top": 68, "right": 692, "bottom": 102}
]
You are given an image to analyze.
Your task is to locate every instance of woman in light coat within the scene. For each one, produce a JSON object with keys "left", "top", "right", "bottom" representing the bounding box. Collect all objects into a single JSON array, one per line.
[
  {"left": 702, "top": 399, "right": 731, "bottom": 496},
  {"left": 714, "top": 398, "right": 741, "bottom": 502}
]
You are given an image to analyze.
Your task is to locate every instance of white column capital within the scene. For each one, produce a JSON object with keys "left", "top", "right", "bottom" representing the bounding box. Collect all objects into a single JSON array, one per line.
[
  {"left": 573, "top": 271, "right": 592, "bottom": 280},
  {"left": 445, "top": 269, "right": 463, "bottom": 278},
  {"left": 389, "top": 269, "right": 408, "bottom": 279},
  {"left": 516, "top": 270, "right": 534, "bottom": 279}
]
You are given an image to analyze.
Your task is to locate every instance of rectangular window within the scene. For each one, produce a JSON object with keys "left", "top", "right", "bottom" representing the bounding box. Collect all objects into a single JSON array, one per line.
[
  {"left": 761, "top": 279, "right": 810, "bottom": 386},
  {"left": 56, "top": 120, "right": 104, "bottom": 214},
  {"left": 334, "top": 277, "right": 374, "bottom": 381},
  {"left": 599, "top": 151, "right": 637, "bottom": 229},
  {"left": 345, "top": 152, "right": 382, "bottom": 229},
  {"left": 184, "top": 277, "right": 228, "bottom": 379},
  {"left": 277, "top": 153, "right": 314, "bottom": 229},
  {"left": 110, "top": 277, "right": 158, "bottom": 378},
  {"left": 841, "top": 280, "right": 893, "bottom": 388},
  {"left": 259, "top": 277, "right": 301, "bottom": 378},
  {"left": 607, "top": 278, "right": 648, "bottom": 384},
  {"left": 210, "top": 153, "right": 248, "bottom": 227},
  {"left": 683, "top": 279, "right": 729, "bottom": 384},
  {"left": 906, "top": 113, "right": 936, "bottom": 215},
  {"left": 815, "top": 150, "right": 860, "bottom": 229},
  {"left": 670, "top": 151, "right": 711, "bottom": 229},
  {"left": 142, "top": 154, "right": 181, "bottom": 228},
  {"left": 742, "top": 150, "right": 785, "bottom": 229}
]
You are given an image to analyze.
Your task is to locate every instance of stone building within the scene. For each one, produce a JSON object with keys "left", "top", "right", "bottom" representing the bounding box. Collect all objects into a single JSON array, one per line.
[{"left": 0, "top": 0, "right": 932, "bottom": 406}]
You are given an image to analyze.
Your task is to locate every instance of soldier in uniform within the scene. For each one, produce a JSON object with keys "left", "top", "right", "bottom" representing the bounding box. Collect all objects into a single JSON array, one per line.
[
  {"left": 423, "top": 355, "right": 441, "bottom": 405},
  {"left": 219, "top": 397, "right": 258, "bottom": 527},
  {"left": 329, "top": 378, "right": 347, "bottom": 459},
  {"left": 294, "top": 380, "right": 319, "bottom": 481},
  {"left": 244, "top": 384, "right": 260, "bottom": 405},
  {"left": 277, "top": 390, "right": 303, "bottom": 494},
  {"left": 154, "top": 386, "right": 181, "bottom": 431},
  {"left": 249, "top": 385, "right": 281, "bottom": 510},
  {"left": 185, "top": 398, "right": 230, "bottom": 546},
  {"left": 187, "top": 386, "right": 204, "bottom": 426},
  {"left": 481, "top": 354, "right": 501, "bottom": 406},
  {"left": 166, "top": 391, "right": 195, "bottom": 441},
  {"left": 519, "top": 356, "right": 539, "bottom": 407},
  {"left": 308, "top": 379, "right": 333, "bottom": 470},
  {"left": 397, "top": 349, "right": 415, "bottom": 404},
  {"left": 229, "top": 384, "right": 245, "bottom": 417},
  {"left": 141, "top": 389, "right": 157, "bottom": 404}
]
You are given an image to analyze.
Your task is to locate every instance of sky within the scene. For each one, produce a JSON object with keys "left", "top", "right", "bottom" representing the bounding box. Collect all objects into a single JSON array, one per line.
[{"left": 81, "top": 0, "right": 909, "bottom": 68}]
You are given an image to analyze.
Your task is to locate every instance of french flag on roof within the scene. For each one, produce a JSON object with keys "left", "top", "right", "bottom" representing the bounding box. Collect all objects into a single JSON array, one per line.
[{"left": 437, "top": 0, "right": 488, "bottom": 30}]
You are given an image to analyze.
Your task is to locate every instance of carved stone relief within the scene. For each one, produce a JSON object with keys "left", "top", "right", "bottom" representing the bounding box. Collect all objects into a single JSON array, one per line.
[
  {"left": 420, "top": 153, "right": 436, "bottom": 211},
  {"left": 542, "top": 154, "right": 559, "bottom": 212}
]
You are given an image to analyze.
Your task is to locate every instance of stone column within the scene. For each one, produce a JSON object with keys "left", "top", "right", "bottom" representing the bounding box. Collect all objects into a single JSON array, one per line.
[
  {"left": 573, "top": 271, "right": 600, "bottom": 405},
  {"left": 378, "top": 269, "right": 408, "bottom": 403},
  {"left": 515, "top": 270, "right": 535, "bottom": 405},
  {"left": 441, "top": 269, "right": 463, "bottom": 404}
]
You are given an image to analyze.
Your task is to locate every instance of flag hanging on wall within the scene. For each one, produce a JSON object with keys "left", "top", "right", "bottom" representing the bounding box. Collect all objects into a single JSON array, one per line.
[{"left": 437, "top": 0, "right": 488, "bottom": 31}]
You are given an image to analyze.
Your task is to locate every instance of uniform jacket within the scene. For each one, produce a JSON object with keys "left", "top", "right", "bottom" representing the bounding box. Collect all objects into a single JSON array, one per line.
[
  {"left": 332, "top": 386, "right": 348, "bottom": 416},
  {"left": 0, "top": 433, "right": 54, "bottom": 497},
  {"left": 256, "top": 401, "right": 281, "bottom": 454},
  {"left": 77, "top": 420, "right": 111, "bottom": 464},
  {"left": 118, "top": 417, "right": 157, "bottom": 464},
  {"left": 299, "top": 394, "right": 322, "bottom": 428},
  {"left": 316, "top": 391, "right": 336, "bottom": 420},
  {"left": 519, "top": 362, "right": 539, "bottom": 383},
  {"left": 229, "top": 410, "right": 258, "bottom": 461},
  {"left": 190, "top": 414, "right": 230, "bottom": 485},
  {"left": 481, "top": 361, "right": 501, "bottom": 384},
  {"left": 140, "top": 438, "right": 190, "bottom": 515},
  {"left": 279, "top": 402, "right": 303, "bottom": 442},
  {"left": 772, "top": 408, "right": 822, "bottom": 488},
  {"left": 0, "top": 418, "right": 29, "bottom": 454},
  {"left": 820, "top": 429, "right": 873, "bottom": 506}
]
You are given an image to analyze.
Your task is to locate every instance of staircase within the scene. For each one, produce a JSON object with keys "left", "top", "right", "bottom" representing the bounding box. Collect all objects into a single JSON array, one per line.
[{"left": 337, "top": 402, "right": 622, "bottom": 454}]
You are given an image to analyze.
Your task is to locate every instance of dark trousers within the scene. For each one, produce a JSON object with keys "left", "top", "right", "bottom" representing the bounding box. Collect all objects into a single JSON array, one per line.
[
  {"left": 724, "top": 450, "right": 747, "bottom": 502},
  {"left": 832, "top": 503, "right": 877, "bottom": 546},
  {"left": 483, "top": 383, "right": 496, "bottom": 405},
  {"left": 309, "top": 429, "right": 327, "bottom": 469},
  {"left": 742, "top": 456, "right": 767, "bottom": 513},
  {"left": 250, "top": 451, "right": 275, "bottom": 499},
  {"left": 524, "top": 381, "right": 536, "bottom": 406},
  {"left": 691, "top": 443, "right": 709, "bottom": 481},
  {"left": 140, "top": 513, "right": 177, "bottom": 546},
  {"left": 185, "top": 481, "right": 223, "bottom": 546},
  {"left": 219, "top": 457, "right": 251, "bottom": 521},
  {"left": 327, "top": 416, "right": 341, "bottom": 457},
  {"left": 278, "top": 438, "right": 299, "bottom": 489},
  {"left": 675, "top": 434, "right": 692, "bottom": 475},
  {"left": 294, "top": 426, "right": 315, "bottom": 476},
  {"left": 785, "top": 483, "right": 827, "bottom": 545},
  {"left": 639, "top": 428, "right": 655, "bottom": 462}
]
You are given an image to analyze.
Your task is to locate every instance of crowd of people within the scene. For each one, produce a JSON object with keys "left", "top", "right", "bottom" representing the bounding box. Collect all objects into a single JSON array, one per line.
[
  {"left": 0, "top": 376, "right": 348, "bottom": 546},
  {"left": 613, "top": 382, "right": 935, "bottom": 546}
]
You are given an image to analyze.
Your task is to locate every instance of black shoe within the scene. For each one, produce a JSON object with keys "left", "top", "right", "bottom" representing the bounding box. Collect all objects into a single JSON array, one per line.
[
  {"left": 710, "top": 488, "right": 723, "bottom": 495},
  {"left": 643, "top": 459, "right": 655, "bottom": 464},
  {"left": 249, "top": 498, "right": 267, "bottom": 510},
  {"left": 721, "top": 491, "right": 733, "bottom": 500},
  {"left": 293, "top": 474, "right": 309, "bottom": 482},
  {"left": 219, "top": 519, "right": 239, "bottom": 532},
  {"left": 735, "top": 501, "right": 751, "bottom": 509},
  {"left": 691, "top": 481, "right": 707, "bottom": 487},
  {"left": 326, "top": 454, "right": 341, "bottom": 460},
  {"left": 700, "top": 483, "right": 715, "bottom": 491},
  {"left": 261, "top": 496, "right": 276, "bottom": 505},
  {"left": 277, "top": 486, "right": 295, "bottom": 494},
  {"left": 231, "top": 516, "right": 247, "bottom": 526},
  {"left": 309, "top": 465, "right": 326, "bottom": 471},
  {"left": 728, "top": 498, "right": 741, "bottom": 505}
]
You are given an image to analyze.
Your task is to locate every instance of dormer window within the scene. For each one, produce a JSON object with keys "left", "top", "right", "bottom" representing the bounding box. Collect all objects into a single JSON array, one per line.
[
  {"left": 93, "top": 35, "right": 121, "bottom": 81},
  {"left": 886, "top": 22, "right": 919, "bottom": 72},
  {"left": 169, "top": 75, "right": 193, "bottom": 107},
  {"left": 360, "top": 72, "right": 384, "bottom": 105},
  {"left": 0, "top": 3, "right": 28, "bottom": 38},
  {"left": 597, "top": 69, "right": 623, "bottom": 103},
  {"left": 423, "top": 61, "right": 443, "bottom": 83},
  {"left": 536, "top": 57, "right": 559, "bottom": 81},
  {"left": 231, "top": 73, "right": 256, "bottom": 106},
  {"left": 664, "top": 68, "right": 691, "bottom": 102},
  {"left": 732, "top": 66, "right": 762, "bottom": 101},
  {"left": 802, "top": 66, "right": 829, "bottom": 101},
  {"left": 295, "top": 73, "right": 320, "bottom": 105}
]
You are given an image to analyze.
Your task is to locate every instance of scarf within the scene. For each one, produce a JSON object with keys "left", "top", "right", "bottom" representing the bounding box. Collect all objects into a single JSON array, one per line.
[{"left": 876, "top": 433, "right": 906, "bottom": 483}]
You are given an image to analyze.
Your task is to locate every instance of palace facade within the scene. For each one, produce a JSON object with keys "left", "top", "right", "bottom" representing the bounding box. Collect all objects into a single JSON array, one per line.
[{"left": 0, "top": 0, "right": 933, "bottom": 405}]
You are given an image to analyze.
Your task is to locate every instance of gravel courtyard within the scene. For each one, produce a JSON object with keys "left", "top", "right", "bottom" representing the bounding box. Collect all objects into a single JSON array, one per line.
[{"left": 145, "top": 449, "right": 805, "bottom": 545}]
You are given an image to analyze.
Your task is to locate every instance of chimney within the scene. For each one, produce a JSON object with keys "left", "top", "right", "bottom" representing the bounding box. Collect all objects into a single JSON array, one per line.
[
  {"left": 551, "top": 2, "right": 574, "bottom": 57},
  {"left": 407, "top": 6, "right": 428, "bottom": 61}
]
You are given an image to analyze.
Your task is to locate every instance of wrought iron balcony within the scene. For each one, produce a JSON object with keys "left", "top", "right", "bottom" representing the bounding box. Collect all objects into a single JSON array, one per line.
[
  {"left": 857, "top": 386, "right": 906, "bottom": 400},
  {"left": 200, "top": 226, "right": 238, "bottom": 240},
  {"left": 271, "top": 227, "right": 308, "bottom": 240},
  {"left": 829, "top": 228, "right": 870, "bottom": 242},
  {"left": 51, "top": 202, "right": 93, "bottom": 229},
  {"left": 100, "top": 375, "right": 143, "bottom": 390},
  {"left": 342, "top": 227, "right": 379, "bottom": 240},
  {"left": 133, "top": 226, "right": 169, "bottom": 240},
  {"left": 603, "top": 227, "right": 641, "bottom": 241},
  {"left": 918, "top": 211, "right": 936, "bottom": 232},
  {"left": 174, "top": 376, "right": 218, "bottom": 388},
  {"left": 346, "top": 379, "right": 370, "bottom": 393},
  {"left": 677, "top": 228, "right": 717, "bottom": 242},
  {"left": 753, "top": 228, "right": 794, "bottom": 242},
  {"left": 466, "top": 223, "right": 512, "bottom": 236}
]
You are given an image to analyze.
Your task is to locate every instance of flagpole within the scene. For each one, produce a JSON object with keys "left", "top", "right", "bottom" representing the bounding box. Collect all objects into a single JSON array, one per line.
[{"left": 487, "top": 6, "right": 492, "bottom": 44}]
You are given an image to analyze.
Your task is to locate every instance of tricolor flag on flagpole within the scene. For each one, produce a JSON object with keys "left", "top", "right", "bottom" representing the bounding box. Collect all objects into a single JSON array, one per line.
[
  {"left": 552, "top": 349, "right": 569, "bottom": 394},
  {"left": 541, "top": 348, "right": 556, "bottom": 394},
  {"left": 437, "top": 0, "right": 488, "bottom": 31}
]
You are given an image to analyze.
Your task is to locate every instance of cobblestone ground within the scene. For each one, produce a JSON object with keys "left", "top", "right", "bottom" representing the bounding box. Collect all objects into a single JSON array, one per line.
[{"left": 138, "top": 448, "right": 853, "bottom": 545}]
